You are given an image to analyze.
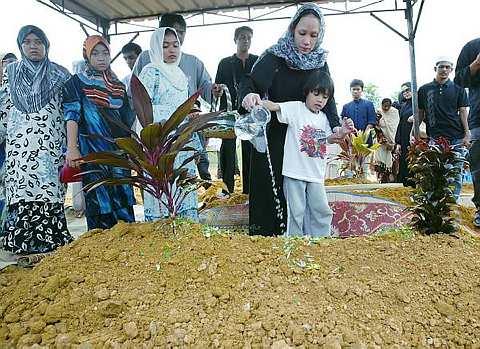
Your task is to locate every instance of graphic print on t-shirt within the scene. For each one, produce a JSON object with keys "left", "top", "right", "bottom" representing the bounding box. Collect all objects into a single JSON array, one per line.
[{"left": 299, "top": 125, "right": 327, "bottom": 158}]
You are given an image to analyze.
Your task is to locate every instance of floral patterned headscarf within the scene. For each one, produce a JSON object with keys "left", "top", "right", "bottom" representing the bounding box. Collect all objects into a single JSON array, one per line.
[{"left": 267, "top": 3, "right": 327, "bottom": 70}]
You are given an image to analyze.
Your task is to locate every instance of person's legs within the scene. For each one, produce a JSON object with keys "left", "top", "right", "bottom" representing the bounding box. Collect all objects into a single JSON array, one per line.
[
  {"left": 283, "top": 176, "right": 307, "bottom": 237},
  {"left": 241, "top": 140, "right": 252, "bottom": 194},
  {"left": 470, "top": 128, "right": 480, "bottom": 226},
  {"left": 196, "top": 134, "right": 211, "bottom": 181},
  {"left": 3, "top": 201, "right": 72, "bottom": 254},
  {"left": 219, "top": 138, "right": 236, "bottom": 193},
  {"left": 450, "top": 139, "right": 466, "bottom": 201},
  {"left": 113, "top": 206, "right": 135, "bottom": 223},
  {"left": 86, "top": 213, "right": 117, "bottom": 230},
  {"left": 304, "top": 181, "right": 333, "bottom": 237}
]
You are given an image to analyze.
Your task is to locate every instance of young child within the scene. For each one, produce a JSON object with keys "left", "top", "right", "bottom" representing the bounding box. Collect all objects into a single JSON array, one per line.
[{"left": 262, "top": 71, "right": 354, "bottom": 237}]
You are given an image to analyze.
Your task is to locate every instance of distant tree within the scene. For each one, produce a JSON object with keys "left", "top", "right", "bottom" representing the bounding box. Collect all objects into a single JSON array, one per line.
[{"left": 363, "top": 82, "right": 381, "bottom": 109}]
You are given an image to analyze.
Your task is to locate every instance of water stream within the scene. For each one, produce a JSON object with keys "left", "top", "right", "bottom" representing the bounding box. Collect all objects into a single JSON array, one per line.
[{"left": 235, "top": 106, "right": 286, "bottom": 235}]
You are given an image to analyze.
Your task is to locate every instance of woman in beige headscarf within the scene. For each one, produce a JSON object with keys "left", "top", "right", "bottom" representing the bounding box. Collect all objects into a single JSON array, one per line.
[{"left": 374, "top": 98, "right": 399, "bottom": 182}]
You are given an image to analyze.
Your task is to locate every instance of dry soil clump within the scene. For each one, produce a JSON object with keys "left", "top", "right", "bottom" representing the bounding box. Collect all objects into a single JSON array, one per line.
[{"left": 1, "top": 221, "right": 480, "bottom": 348}]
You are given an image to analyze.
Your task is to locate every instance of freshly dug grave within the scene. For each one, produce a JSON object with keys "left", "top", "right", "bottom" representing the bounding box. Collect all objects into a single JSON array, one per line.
[
  {"left": 324, "top": 178, "right": 374, "bottom": 186},
  {"left": 199, "top": 177, "right": 248, "bottom": 211},
  {"left": 1, "top": 221, "right": 480, "bottom": 348}
]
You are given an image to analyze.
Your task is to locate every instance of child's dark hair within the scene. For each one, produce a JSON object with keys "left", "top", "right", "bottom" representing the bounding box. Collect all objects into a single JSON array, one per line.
[{"left": 303, "top": 71, "right": 334, "bottom": 99}]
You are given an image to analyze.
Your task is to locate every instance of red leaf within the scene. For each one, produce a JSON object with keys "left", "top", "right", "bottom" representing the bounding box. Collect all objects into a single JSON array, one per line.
[{"left": 131, "top": 74, "right": 153, "bottom": 127}]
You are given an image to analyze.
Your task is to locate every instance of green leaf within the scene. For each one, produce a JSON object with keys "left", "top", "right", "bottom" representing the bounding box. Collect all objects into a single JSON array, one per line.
[
  {"left": 115, "top": 137, "right": 146, "bottom": 161},
  {"left": 140, "top": 123, "right": 164, "bottom": 151},
  {"left": 159, "top": 91, "right": 201, "bottom": 142},
  {"left": 81, "top": 152, "right": 139, "bottom": 172}
]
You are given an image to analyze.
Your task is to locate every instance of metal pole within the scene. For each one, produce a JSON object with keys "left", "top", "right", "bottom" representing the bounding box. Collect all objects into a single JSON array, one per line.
[{"left": 405, "top": 0, "right": 419, "bottom": 138}]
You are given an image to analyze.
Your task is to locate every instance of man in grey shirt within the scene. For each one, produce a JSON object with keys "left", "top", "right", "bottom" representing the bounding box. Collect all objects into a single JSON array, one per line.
[{"left": 133, "top": 14, "right": 221, "bottom": 181}]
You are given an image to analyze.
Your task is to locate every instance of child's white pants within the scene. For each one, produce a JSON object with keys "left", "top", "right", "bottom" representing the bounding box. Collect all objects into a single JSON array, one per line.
[{"left": 283, "top": 176, "right": 332, "bottom": 237}]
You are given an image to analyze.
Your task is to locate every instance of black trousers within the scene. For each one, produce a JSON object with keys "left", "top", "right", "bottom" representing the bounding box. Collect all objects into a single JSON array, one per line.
[
  {"left": 196, "top": 133, "right": 211, "bottom": 181},
  {"left": 241, "top": 140, "right": 252, "bottom": 194},
  {"left": 219, "top": 138, "right": 236, "bottom": 193}
]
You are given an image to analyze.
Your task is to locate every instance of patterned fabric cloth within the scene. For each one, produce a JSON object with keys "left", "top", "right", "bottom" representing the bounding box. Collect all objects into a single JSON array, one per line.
[
  {"left": 63, "top": 74, "right": 136, "bottom": 230},
  {"left": 266, "top": 3, "right": 327, "bottom": 70},
  {"left": 0, "top": 74, "right": 67, "bottom": 206},
  {"left": 2, "top": 200, "right": 72, "bottom": 254},
  {"left": 139, "top": 65, "right": 201, "bottom": 222},
  {"left": 6, "top": 25, "right": 70, "bottom": 114}
]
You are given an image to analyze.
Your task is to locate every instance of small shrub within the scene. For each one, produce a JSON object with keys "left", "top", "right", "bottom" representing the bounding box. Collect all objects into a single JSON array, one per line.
[
  {"left": 334, "top": 130, "right": 380, "bottom": 178},
  {"left": 408, "top": 138, "right": 464, "bottom": 235}
]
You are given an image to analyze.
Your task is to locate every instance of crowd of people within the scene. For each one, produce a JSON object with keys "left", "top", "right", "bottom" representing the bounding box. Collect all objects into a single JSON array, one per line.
[{"left": 0, "top": 3, "right": 479, "bottom": 255}]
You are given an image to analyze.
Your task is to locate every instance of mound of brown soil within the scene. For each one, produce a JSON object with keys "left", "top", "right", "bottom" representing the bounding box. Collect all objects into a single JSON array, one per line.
[
  {"left": 1, "top": 221, "right": 480, "bottom": 348},
  {"left": 325, "top": 178, "right": 374, "bottom": 186}
]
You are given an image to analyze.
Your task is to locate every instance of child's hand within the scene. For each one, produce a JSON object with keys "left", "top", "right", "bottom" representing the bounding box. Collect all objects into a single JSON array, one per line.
[{"left": 340, "top": 118, "right": 355, "bottom": 135}]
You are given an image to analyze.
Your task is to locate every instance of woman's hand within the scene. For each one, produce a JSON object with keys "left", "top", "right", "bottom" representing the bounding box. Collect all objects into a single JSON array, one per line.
[
  {"left": 407, "top": 115, "right": 414, "bottom": 123},
  {"left": 242, "top": 93, "right": 262, "bottom": 111},
  {"left": 66, "top": 146, "right": 82, "bottom": 168},
  {"left": 212, "top": 84, "right": 223, "bottom": 98}
]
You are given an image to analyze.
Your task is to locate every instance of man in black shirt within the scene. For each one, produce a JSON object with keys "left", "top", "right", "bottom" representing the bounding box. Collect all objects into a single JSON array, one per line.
[
  {"left": 455, "top": 38, "right": 480, "bottom": 226},
  {"left": 215, "top": 26, "right": 259, "bottom": 194},
  {"left": 418, "top": 57, "right": 469, "bottom": 200}
]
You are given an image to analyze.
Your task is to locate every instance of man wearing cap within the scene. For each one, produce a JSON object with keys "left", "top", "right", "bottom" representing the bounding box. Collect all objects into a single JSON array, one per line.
[
  {"left": 455, "top": 39, "right": 480, "bottom": 226},
  {"left": 418, "top": 57, "right": 469, "bottom": 200},
  {"left": 215, "top": 26, "right": 258, "bottom": 195}
]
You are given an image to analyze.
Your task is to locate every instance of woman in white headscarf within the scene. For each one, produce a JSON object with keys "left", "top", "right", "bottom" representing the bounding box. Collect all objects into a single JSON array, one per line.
[
  {"left": 374, "top": 98, "right": 400, "bottom": 182},
  {"left": 139, "top": 27, "right": 200, "bottom": 222}
]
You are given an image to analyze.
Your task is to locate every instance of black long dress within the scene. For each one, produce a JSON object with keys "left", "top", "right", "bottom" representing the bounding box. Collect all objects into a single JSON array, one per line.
[
  {"left": 239, "top": 53, "right": 340, "bottom": 236},
  {"left": 395, "top": 98, "right": 413, "bottom": 185}
]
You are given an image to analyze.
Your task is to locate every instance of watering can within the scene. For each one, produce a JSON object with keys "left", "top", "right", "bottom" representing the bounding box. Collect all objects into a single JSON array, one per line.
[{"left": 234, "top": 105, "right": 271, "bottom": 153}]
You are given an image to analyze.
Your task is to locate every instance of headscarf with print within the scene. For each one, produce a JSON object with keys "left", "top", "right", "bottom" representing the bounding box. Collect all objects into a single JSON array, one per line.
[
  {"left": 80, "top": 35, "right": 125, "bottom": 109},
  {"left": 144, "top": 27, "right": 187, "bottom": 91},
  {"left": 266, "top": 3, "right": 327, "bottom": 70},
  {"left": 6, "top": 25, "right": 70, "bottom": 113}
]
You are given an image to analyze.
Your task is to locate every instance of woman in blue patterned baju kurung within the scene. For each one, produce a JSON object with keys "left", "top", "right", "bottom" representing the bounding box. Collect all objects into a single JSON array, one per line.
[
  {"left": 63, "top": 35, "right": 136, "bottom": 230},
  {"left": 139, "top": 27, "right": 200, "bottom": 222}
]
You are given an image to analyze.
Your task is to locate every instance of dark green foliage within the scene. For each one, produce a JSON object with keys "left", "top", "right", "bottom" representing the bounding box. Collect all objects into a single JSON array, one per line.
[{"left": 408, "top": 138, "right": 464, "bottom": 235}]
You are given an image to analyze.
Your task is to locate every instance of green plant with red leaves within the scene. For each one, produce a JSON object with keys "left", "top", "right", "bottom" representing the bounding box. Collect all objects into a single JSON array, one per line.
[
  {"left": 408, "top": 138, "right": 465, "bottom": 235},
  {"left": 80, "top": 75, "right": 220, "bottom": 222},
  {"left": 334, "top": 129, "right": 380, "bottom": 178}
]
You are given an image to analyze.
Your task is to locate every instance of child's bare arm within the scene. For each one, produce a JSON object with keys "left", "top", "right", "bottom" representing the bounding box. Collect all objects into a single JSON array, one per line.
[{"left": 261, "top": 100, "right": 280, "bottom": 112}]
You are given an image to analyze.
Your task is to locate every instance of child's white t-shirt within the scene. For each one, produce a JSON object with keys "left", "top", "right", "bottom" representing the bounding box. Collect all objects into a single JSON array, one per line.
[{"left": 277, "top": 101, "right": 332, "bottom": 183}]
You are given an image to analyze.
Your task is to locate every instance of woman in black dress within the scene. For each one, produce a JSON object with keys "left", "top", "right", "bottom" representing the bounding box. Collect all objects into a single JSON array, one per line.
[
  {"left": 240, "top": 4, "right": 340, "bottom": 236},
  {"left": 395, "top": 83, "right": 414, "bottom": 186}
]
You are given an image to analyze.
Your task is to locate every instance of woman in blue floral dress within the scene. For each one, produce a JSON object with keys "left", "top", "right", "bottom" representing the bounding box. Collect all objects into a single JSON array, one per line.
[
  {"left": 139, "top": 27, "right": 200, "bottom": 222},
  {"left": 63, "top": 35, "right": 136, "bottom": 230}
]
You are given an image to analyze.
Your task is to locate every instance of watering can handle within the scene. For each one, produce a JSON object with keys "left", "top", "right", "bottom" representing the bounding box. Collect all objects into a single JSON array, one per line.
[{"left": 211, "top": 84, "right": 233, "bottom": 113}]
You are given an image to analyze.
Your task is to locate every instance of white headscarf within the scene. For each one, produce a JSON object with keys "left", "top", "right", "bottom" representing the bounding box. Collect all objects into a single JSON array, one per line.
[{"left": 146, "top": 27, "right": 187, "bottom": 91}]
